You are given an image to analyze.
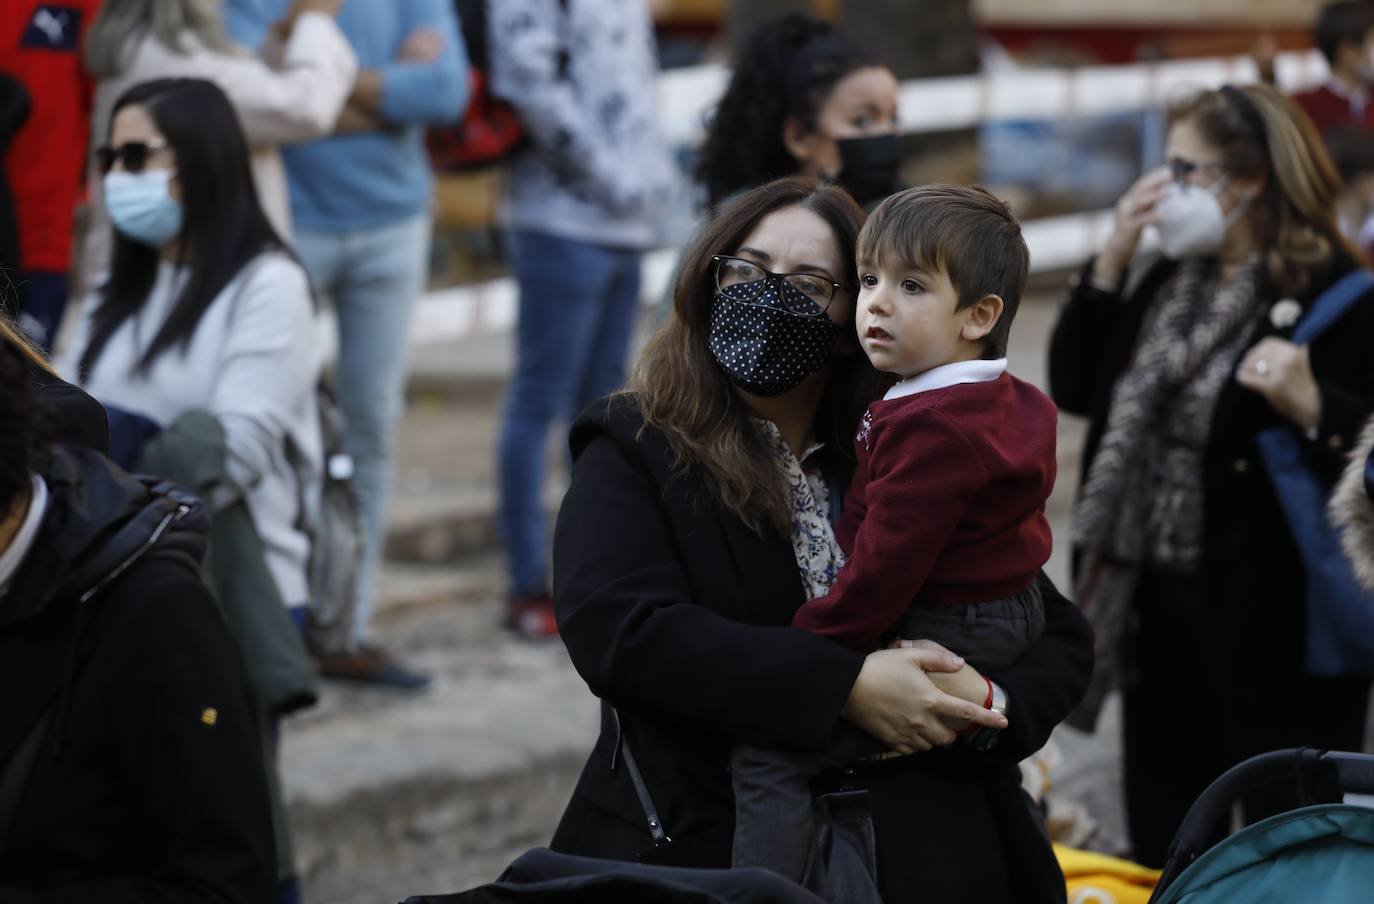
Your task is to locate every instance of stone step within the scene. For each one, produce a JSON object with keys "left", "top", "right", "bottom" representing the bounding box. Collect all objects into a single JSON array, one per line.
[
  {"left": 285, "top": 591, "right": 598, "bottom": 903},
  {"left": 375, "top": 558, "right": 503, "bottom": 615},
  {"left": 384, "top": 485, "right": 565, "bottom": 566}
]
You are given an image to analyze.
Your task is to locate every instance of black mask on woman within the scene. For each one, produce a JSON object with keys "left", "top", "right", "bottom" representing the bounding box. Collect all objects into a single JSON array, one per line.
[
  {"left": 707, "top": 281, "right": 841, "bottom": 397},
  {"left": 836, "top": 133, "right": 901, "bottom": 205}
]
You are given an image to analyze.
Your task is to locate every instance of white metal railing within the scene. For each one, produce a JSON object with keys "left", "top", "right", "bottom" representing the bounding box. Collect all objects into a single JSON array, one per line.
[
  {"left": 656, "top": 49, "right": 1328, "bottom": 143},
  {"left": 412, "top": 49, "right": 1330, "bottom": 345}
]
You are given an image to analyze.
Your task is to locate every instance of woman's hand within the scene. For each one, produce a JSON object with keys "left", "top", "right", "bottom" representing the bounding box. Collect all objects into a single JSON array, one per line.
[
  {"left": 296, "top": 0, "right": 344, "bottom": 15},
  {"left": 896, "top": 639, "right": 991, "bottom": 733},
  {"left": 1092, "top": 166, "right": 1173, "bottom": 289},
  {"left": 843, "top": 647, "right": 1007, "bottom": 755},
  {"left": 1237, "top": 338, "right": 1323, "bottom": 430},
  {"left": 270, "top": 0, "right": 343, "bottom": 42}
]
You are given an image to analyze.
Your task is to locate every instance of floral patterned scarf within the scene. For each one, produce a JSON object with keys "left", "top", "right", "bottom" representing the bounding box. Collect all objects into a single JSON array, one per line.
[{"left": 754, "top": 419, "right": 845, "bottom": 600}]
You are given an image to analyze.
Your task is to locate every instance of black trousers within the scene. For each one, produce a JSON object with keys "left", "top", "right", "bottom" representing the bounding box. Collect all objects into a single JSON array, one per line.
[{"left": 1122, "top": 570, "right": 1371, "bottom": 868}]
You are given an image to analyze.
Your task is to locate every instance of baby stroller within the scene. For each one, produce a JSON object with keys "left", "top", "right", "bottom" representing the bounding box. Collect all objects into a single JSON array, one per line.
[{"left": 1148, "top": 748, "right": 1374, "bottom": 903}]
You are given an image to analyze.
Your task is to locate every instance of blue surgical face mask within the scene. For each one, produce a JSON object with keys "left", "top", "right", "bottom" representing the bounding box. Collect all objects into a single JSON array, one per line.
[{"left": 105, "top": 169, "right": 183, "bottom": 248}]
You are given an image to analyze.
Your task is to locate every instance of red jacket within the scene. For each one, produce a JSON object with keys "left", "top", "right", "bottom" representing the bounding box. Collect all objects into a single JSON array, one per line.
[
  {"left": 792, "top": 373, "right": 1057, "bottom": 652},
  {"left": 1291, "top": 83, "right": 1374, "bottom": 136},
  {"left": 1, "top": 1, "right": 101, "bottom": 273}
]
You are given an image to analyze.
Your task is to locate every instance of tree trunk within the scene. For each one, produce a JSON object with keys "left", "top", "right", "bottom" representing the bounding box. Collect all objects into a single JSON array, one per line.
[
  {"left": 838, "top": 0, "right": 978, "bottom": 79},
  {"left": 725, "top": 0, "right": 816, "bottom": 56}
]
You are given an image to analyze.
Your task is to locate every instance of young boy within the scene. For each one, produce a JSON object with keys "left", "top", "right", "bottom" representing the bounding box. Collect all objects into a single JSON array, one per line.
[
  {"left": 1289, "top": 1, "right": 1374, "bottom": 137},
  {"left": 1324, "top": 123, "right": 1374, "bottom": 257},
  {"left": 730, "top": 185, "right": 1058, "bottom": 898}
]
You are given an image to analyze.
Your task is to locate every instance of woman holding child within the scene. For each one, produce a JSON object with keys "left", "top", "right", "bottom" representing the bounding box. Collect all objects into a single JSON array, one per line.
[
  {"left": 550, "top": 175, "right": 1093, "bottom": 902},
  {"left": 1051, "top": 83, "right": 1374, "bottom": 867}
]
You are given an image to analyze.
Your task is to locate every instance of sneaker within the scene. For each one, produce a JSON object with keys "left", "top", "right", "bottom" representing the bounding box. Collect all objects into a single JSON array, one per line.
[
  {"left": 506, "top": 593, "right": 559, "bottom": 640},
  {"left": 316, "top": 644, "right": 432, "bottom": 690}
]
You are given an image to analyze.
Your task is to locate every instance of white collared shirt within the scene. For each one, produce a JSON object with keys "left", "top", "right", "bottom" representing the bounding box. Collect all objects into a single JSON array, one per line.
[
  {"left": 883, "top": 358, "right": 1009, "bottom": 402},
  {"left": 1325, "top": 78, "right": 1369, "bottom": 118}
]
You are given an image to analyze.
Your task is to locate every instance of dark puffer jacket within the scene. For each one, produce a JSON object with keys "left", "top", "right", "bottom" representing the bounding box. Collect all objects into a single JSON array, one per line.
[{"left": 0, "top": 445, "right": 276, "bottom": 903}]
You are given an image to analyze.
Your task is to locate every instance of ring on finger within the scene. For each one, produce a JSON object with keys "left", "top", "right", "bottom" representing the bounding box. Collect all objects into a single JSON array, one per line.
[{"left": 1254, "top": 359, "right": 1270, "bottom": 376}]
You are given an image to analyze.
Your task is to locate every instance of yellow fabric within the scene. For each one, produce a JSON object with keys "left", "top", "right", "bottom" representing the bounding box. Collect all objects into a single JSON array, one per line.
[{"left": 1055, "top": 844, "right": 1161, "bottom": 904}]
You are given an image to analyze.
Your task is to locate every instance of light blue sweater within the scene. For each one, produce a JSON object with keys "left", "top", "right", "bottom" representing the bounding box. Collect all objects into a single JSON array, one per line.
[{"left": 225, "top": 0, "right": 468, "bottom": 231}]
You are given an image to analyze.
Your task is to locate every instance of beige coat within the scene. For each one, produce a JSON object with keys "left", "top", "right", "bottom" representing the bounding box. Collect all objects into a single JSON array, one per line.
[
  {"left": 80, "top": 11, "right": 357, "bottom": 293},
  {"left": 1332, "top": 416, "right": 1374, "bottom": 591}
]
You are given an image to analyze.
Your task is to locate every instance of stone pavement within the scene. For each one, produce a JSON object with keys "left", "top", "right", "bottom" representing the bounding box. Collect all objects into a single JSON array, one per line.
[{"left": 285, "top": 290, "right": 1126, "bottom": 903}]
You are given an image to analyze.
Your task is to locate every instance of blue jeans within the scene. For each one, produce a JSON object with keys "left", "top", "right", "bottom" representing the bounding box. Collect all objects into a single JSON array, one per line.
[
  {"left": 498, "top": 229, "right": 642, "bottom": 596},
  {"left": 293, "top": 215, "right": 431, "bottom": 644}
]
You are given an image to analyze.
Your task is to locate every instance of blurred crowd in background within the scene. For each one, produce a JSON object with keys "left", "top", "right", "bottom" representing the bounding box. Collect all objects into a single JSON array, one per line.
[{"left": 5, "top": 1, "right": 1374, "bottom": 903}]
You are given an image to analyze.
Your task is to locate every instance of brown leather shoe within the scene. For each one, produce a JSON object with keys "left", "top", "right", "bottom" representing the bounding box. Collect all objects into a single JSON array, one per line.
[{"left": 316, "top": 644, "right": 431, "bottom": 690}]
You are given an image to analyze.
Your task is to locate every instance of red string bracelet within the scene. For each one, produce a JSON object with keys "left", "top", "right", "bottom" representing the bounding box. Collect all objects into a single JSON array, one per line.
[{"left": 955, "top": 677, "right": 998, "bottom": 739}]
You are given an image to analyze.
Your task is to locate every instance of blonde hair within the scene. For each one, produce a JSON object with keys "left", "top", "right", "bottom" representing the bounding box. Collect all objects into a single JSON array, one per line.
[
  {"left": 85, "top": 0, "right": 238, "bottom": 79},
  {"left": 1170, "top": 84, "right": 1362, "bottom": 296}
]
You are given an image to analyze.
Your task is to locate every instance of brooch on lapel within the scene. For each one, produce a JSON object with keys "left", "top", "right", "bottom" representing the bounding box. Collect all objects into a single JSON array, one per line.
[
  {"left": 1269, "top": 299, "right": 1302, "bottom": 330},
  {"left": 856, "top": 409, "right": 874, "bottom": 452}
]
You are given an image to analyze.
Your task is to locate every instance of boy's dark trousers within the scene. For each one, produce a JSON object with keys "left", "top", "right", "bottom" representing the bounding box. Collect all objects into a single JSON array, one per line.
[{"left": 730, "top": 585, "right": 1044, "bottom": 900}]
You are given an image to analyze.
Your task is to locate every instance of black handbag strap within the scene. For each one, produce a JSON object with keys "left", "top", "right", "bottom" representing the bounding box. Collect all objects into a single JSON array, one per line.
[
  {"left": 610, "top": 706, "right": 671, "bottom": 848},
  {"left": 0, "top": 707, "right": 53, "bottom": 857}
]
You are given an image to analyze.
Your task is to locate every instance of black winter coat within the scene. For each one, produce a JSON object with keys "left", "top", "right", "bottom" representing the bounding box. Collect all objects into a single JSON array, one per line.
[
  {"left": 407, "top": 847, "right": 828, "bottom": 904},
  {"left": 1049, "top": 253, "right": 1374, "bottom": 678},
  {"left": 549, "top": 395, "right": 1095, "bottom": 904},
  {"left": 26, "top": 358, "right": 109, "bottom": 453},
  {"left": 0, "top": 446, "right": 276, "bottom": 903}
]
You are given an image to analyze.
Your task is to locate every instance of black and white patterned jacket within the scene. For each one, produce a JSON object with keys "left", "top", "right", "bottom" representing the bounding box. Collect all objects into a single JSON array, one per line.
[{"left": 489, "top": 0, "right": 675, "bottom": 248}]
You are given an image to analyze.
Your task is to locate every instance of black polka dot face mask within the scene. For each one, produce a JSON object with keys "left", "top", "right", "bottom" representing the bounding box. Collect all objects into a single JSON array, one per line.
[{"left": 707, "top": 280, "right": 842, "bottom": 397}]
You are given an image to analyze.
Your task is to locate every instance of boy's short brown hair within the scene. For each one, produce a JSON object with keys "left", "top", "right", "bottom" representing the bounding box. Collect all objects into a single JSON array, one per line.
[
  {"left": 1315, "top": 1, "right": 1374, "bottom": 68},
  {"left": 856, "top": 184, "right": 1029, "bottom": 359}
]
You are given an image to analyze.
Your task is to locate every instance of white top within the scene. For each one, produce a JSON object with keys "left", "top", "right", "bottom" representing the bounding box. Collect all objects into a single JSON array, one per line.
[
  {"left": 883, "top": 358, "right": 1009, "bottom": 401},
  {"left": 0, "top": 475, "right": 49, "bottom": 599},
  {"left": 80, "top": 11, "right": 357, "bottom": 293},
  {"left": 58, "top": 252, "right": 322, "bottom": 605}
]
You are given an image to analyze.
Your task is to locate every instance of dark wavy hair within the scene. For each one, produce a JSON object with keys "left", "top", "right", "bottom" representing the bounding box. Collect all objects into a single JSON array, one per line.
[
  {"left": 695, "top": 14, "right": 877, "bottom": 208},
  {"left": 79, "top": 78, "right": 290, "bottom": 376},
  {"left": 631, "top": 176, "right": 886, "bottom": 537}
]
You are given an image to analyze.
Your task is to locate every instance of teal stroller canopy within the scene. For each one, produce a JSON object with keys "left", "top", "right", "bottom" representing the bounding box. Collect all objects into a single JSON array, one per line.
[{"left": 1151, "top": 750, "right": 1374, "bottom": 904}]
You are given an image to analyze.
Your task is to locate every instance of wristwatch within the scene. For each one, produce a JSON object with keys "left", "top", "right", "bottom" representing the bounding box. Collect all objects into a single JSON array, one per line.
[{"left": 970, "top": 680, "right": 1009, "bottom": 752}]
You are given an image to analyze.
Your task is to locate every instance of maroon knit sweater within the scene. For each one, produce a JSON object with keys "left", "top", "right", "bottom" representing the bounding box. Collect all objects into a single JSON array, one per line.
[
  {"left": 792, "top": 373, "right": 1057, "bottom": 652},
  {"left": 1291, "top": 83, "right": 1374, "bottom": 136}
]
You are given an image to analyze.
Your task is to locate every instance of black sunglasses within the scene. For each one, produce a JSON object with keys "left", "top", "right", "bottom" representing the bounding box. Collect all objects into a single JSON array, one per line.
[{"left": 96, "top": 139, "right": 170, "bottom": 175}]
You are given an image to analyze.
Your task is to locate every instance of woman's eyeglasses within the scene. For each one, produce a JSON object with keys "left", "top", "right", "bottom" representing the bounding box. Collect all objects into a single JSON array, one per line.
[
  {"left": 712, "top": 255, "right": 844, "bottom": 317},
  {"left": 96, "top": 139, "right": 170, "bottom": 175}
]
